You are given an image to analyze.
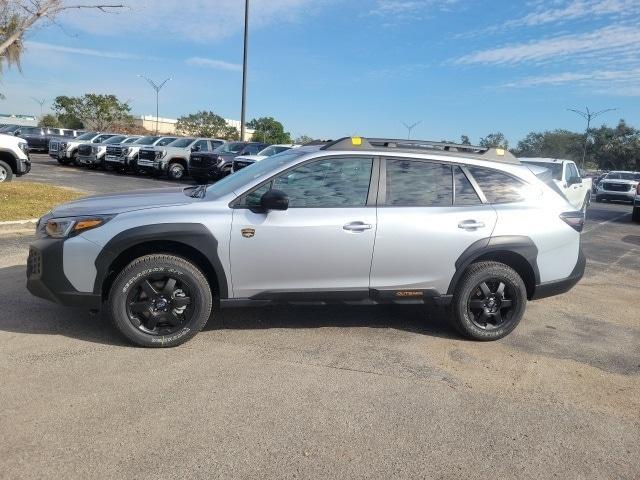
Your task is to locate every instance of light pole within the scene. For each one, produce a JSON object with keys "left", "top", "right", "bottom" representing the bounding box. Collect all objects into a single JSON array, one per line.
[
  {"left": 138, "top": 75, "right": 172, "bottom": 134},
  {"left": 401, "top": 121, "right": 421, "bottom": 140},
  {"left": 567, "top": 107, "right": 617, "bottom": 169},
  {"left": 240, "top": 0, "right": 249, "bottom": 141},
  {"left": 31, "top": 97, "right": 46, "bottom": 119}
]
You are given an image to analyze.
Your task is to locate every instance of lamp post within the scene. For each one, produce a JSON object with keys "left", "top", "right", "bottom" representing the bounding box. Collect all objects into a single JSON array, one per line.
[
  {"left": 402, "top": 121, "right": 421, "bottom": 140},
  {"left": 240, "top": 0, "right": 249, "bottom": 141},
  {"left": 567, "top": 107, "right": 617, "bottom": 169},
  {"left": 31, "top": 97, "right": 46, "bottom": 119},
  {"left": 138, "top": 75, "right": 172, "bottom": 134}
]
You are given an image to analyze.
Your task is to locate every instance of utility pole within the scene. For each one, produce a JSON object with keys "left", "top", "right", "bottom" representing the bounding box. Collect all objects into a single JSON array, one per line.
[
  {"left": 138, "top": 75, "right": 172, "bottom": 134},
  {"left": 567, "top": 107, "right": 617, "bottom": 169},
  {"left": 31, "top": 97, "right": 46, "bottom": 119},
  {"left": 401, "top": 121, "right": 421, "bottom": 140},
  {"left": 240, "top": 0, "right": 250, "bottom": 141}
]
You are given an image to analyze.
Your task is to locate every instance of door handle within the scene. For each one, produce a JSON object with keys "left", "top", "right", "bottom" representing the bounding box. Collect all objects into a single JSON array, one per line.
[
  {"left": 343, "top": 222, "right": 372, "bottom": 232},
  {"left": 458, "top": 220, "right": 485, "bottom": 230}
]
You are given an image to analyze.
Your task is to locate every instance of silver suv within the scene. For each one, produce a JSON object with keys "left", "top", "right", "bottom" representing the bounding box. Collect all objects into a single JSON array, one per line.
[{"left": 27, "top": 137, "right": 585, "bottom": 347}]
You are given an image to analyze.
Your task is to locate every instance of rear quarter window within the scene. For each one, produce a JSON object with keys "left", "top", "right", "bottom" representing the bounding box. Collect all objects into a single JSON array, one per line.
[{"left": 467, "top": 167, "right": 526, "bottom": 204}]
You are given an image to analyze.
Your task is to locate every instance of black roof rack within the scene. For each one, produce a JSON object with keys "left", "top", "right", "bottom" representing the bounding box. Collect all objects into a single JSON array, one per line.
[{"left": 320, "top": 137, "right": 519, "bottom": 164}]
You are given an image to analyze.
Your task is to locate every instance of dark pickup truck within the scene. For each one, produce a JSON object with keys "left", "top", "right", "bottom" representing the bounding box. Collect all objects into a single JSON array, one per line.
[
  {"left": 16, "top": 127, "right": 82, "bottom": 152},
  {"left": 189, "top": 141, "right": 269, "bottom": 183}
]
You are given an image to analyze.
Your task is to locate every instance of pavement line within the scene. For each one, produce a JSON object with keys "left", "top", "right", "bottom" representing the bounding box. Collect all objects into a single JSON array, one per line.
[{"left": 584, "top": 211, "right": 630, "bottom": 233}]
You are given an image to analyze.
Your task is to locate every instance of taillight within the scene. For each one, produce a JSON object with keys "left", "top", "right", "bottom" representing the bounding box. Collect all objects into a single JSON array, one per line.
[{"left": 560, "top": 211, "right": 585, "bottom": 233}]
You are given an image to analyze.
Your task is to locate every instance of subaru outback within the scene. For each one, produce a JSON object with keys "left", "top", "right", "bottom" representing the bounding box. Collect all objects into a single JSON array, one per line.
[{"left": 27, "top": 137, "right": 585, "bottom": 347}]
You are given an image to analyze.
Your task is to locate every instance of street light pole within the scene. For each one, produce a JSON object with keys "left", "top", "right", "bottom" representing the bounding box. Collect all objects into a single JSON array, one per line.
[
  {"left": 402, "top": 121, "right": 421, "bottom": 140},
  {"left": 138, "top": 75, "right": 172, "bottom": 134},
  {"left": 240, "top": 0, "right": 249, "bottom": 141},
  {"left": 30, "top": 97, "right": 46, "bottom": 119},
  {"left": 567, "top": 107, "right": 617, "bottom": 169}
]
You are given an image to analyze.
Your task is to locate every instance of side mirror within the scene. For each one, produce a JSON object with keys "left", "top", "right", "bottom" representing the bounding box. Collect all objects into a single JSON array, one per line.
[{"left": 260, "top": 189, "right": 289, "bottom": 211}]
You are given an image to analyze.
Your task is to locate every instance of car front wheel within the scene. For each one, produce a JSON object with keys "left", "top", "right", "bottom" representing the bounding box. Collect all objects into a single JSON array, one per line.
[
  {"left": 167, "top": 162, "right": 185, "bottom": 180},
  {"left": 108, "top": 254, "right": 213, "bottom": 347},
  {"left": 450, "top": 261, "right": 527, "bottom": 341},
  {"left": 0, "top": 160, "right": 13, "bottom": 182}
]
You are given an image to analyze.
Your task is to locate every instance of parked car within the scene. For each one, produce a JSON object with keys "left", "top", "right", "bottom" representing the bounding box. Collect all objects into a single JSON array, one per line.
[
  {"left": 0, "top": 133, "right": 31, "bottom": 182},
  {"left": 105, "top": 135, "right": 178, "bottom": 173},
  {"left": 50, "top": 132, "right": 116, "bottom": 165},
  {"left": 190, "top": 141, "right": 269, "bottom": 183},
  {"left": 633, "top": 185, "right": 640, "bottom": 223},
  {"left": 27, "top": 136, "right": 585, "bottom": 347},
  {"left": 137, "top": 137, "right": 225, "bottom": 180},
  {"left": 592, "top": 172, "right": 608, "bottom": 193},
  {"left": 0, "top": 124, "right": 22, "bottom": 135},
  {"left": 594, "top": 171, "right": 640, "bottom": 203},
  {"left": 520, "top": 158, "right": 592, "bottom": 210},
  {"left": 232, "top": 144, "right": 300, "bottom": 172},
  {"left": 77, "top": 135, "right": 134, "bottom": 168},
  {"left": 16, "top": 127, "right": 82, "bottom": 152}
]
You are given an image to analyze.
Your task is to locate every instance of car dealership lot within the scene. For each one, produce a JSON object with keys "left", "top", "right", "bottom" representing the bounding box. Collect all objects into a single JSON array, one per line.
[{"left": 2, "top": 158, "right": 639, "bottom": 479}]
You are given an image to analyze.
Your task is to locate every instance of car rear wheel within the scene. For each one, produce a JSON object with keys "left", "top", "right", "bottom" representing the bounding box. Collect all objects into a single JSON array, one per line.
[
  {"left": 450, "top": 261, "right": 527, "bottom": 341},
  {"left": 0, "top": 160, "right": 12, "bottom": 182},
  {"left": 108, "top": 254, "right": 213, "bottom": 347},
  {"left": 167, "top": 162, "right": 185, "bottom": 181}
]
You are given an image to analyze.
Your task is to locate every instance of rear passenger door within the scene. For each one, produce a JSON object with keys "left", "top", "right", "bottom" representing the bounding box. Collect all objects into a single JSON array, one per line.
[{"left": 370, "top": 159, "right": 497, "bottom": 296}]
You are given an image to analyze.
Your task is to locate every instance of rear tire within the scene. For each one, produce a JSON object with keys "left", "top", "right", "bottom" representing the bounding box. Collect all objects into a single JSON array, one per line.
[
  {"left": 0, "top": 160, "right": 13, "bottom": 182},
  {"left": 450, "top": 261, "right": 527, "bottom": 341},
  {"left": 633, "top": 207, "right": 640, "bottom": 223},
  {"left": 108, "top": 254, "right": 213, "bottom": 348}
]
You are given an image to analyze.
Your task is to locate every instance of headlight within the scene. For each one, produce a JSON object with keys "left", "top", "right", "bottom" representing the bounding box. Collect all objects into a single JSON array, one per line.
[
  {"left": 44, "top": 216, "right": 112, "bottom": 238},
  {"left": 122, "top": 147, "right": 130, "bottom": 155},
  {"left": 92, "top": 146, "right": 99, "bottom": 153},
  {"left": 18, "top": 142, "right": 28, "bottom": 153},
  {"left": 60, "top": 142, "right": 68, "bottom": 149},
  {"left": 155, "top": 150, "right": 167, "bottom": 159}
]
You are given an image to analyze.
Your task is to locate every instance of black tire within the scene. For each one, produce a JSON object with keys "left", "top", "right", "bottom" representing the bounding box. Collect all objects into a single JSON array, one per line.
[
  {"left": 108, "top": 254, "right": 213, "bottom": 347},
  {"left": 0, "top": 160, "right": 13, "bottom": 182},
  {"left": 595, "top": 196, "right": 602, "bottom": 203},
  {"left": 70, "top": 151, "right": 79, "bottom": 166},
  {"left": 450, "top": 261, "right": 527, "bottom": 341},
  {"left": 633, "top": 207, "right": 640, "bottom": 223},
  {"left": 167, "top": 162, "right": 186, "bottom": 181}
]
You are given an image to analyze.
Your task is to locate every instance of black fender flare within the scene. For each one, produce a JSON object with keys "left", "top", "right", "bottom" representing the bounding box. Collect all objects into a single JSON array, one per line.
[
  {"left": 93, "top": 223, "right": 229, "bottom": 298},
  {"left": 446, "top": 235, "right": 540, "bottom": 295}
]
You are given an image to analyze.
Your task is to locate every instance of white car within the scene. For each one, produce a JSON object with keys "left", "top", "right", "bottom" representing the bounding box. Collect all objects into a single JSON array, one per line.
[
  {"left": 594, "top": 171, "right": 640, "bottom": 204},
  {"left": 0, "top": 133, "right": 31, "bottom": 182},
  {"left": 520, "top": 158, "right": 592, "bottom": 210},
  {"left": 232, "top": 144, "right": 300, "bottom": 172}
]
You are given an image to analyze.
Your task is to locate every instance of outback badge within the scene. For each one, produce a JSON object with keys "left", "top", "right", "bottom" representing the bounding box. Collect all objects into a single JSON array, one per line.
[{"left": 241, "top": 228, "right": 255, "bottom": 238}]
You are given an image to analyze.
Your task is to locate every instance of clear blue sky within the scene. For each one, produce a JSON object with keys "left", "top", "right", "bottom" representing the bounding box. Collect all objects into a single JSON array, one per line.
[{"left": 2, "top": 0, "right": 639, "bottom": 145}]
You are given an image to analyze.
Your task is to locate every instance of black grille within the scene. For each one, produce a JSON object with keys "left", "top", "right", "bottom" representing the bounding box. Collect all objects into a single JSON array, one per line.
[
  {"left": 602, "top": 182, "right": 631, "bottom": 192},
  {"left": 106, "top": 145, "right": 123, "bottom": 156},
  {"left": 49, "top": 141, "right": 58, "bottom": 152},
  {"left": 27, "top": 248, "right": 42, "bottom": 276},
  {"left": 139, "top": 149, "right": 156, "bottom": 161},
  {"left": 78, "top": 144, "right": 93, "bottom": 156},
  {"left": 233, "top": 160, "right": 253, "bottom": 171}
]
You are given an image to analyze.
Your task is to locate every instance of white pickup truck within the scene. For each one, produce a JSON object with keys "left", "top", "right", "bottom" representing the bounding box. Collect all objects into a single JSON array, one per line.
[{"left": 520, "top": 158, "right": 592, "bottom": 210}]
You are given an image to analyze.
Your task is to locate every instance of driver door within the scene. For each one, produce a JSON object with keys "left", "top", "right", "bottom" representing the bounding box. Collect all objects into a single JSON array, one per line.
[{"left": 229, "top": 156, "right": 378, "bottom": 299}]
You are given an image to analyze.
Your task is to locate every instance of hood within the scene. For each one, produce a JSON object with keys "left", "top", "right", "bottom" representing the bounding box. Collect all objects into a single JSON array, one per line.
[
  {"left": 0, "top": 133, "right": 26, "bottom": 147},
  {"left": 49, "top": 187, "right": 199, "bottom": 217},
  {"left": 602, "top": 179, "right": 638, "bottom": 185},
  {"left": 234, "top": 155, "right": 265, "bottom": 162}
]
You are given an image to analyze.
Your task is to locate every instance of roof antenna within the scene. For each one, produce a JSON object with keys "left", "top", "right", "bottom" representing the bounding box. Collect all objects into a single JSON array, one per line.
[{"left": 401, "top": 121, "right": 421, "bottom": 140}]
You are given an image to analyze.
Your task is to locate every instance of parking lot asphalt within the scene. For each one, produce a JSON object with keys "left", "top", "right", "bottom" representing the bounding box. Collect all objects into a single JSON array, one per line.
[{"left": 1, "top": 160, "right": 639, "bottom": 479}]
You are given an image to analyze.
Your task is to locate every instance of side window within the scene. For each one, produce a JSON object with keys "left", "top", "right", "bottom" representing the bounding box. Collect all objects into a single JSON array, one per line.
[
  {"left": 385, "top": 159, "right": 452, "bottom": 207},
  {"left": 194, "top": 140, "right": 209, "bottom": 152},
  {"left": 245, "top": 182, "right": 272, "bottom": 207},
  {"left": 566, "top": 163, "right": 579, "bottom": 180},
  {"left": 454, "top": 166, "right": 481, "bottom": 205},
  {"left": 467, "top": 167, "right": 526, "bottom": 204},
  {"left": 271, "top": 157, "right": 373, "bottom": 208}
]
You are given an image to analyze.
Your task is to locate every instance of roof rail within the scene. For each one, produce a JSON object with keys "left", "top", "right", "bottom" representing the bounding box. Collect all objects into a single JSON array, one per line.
[{"left": 321, "top": 137, "right": 519, "bottom": 164}]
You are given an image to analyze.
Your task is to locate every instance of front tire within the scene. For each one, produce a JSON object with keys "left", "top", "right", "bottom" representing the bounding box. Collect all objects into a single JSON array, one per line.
[
  {"left": 0, "top": 160, "right": 13, "bottom": 182},
  {"left": 108, "top": 254, "right": 213, "bottom": 347},
  {"left": 450, "top": 261, "right": 527, "bottom": 341},
  {"left": 167, "top": 162, "right": 185, "bottom": 181}
]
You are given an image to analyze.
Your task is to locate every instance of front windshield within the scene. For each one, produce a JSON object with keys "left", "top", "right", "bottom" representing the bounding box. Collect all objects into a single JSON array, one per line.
[
  {"left": 156, "top": 137, "right": 177, "bottom": 146},
  {"left": 104, "top": 136, "right": 126, "bottom": 144},
  {"left": 258, "top": 145, "right": 291, "bottom": 157},
  {"left": 123, "top": 137, "right": 139, "bottom": 144},
  {"left": 607, "top": 172, "right": 639, "bottom": 181},
  {"left": 214, "top": 142, "right": 245, "bottom": 154},
  {"left": 167, "top": 138, "right": 195, "bottom": 148},
  {"left": 522, "top": 161, "right": 563, "bottom": 180},
  {"left": 206, "top": 149, "right": 308, "bottom": 199},
  {"left": 76, "top": 132, "right": 97, "bottom": 140},
  {"left": 134, "top": 136, "right": 160, "bottom": 145}
]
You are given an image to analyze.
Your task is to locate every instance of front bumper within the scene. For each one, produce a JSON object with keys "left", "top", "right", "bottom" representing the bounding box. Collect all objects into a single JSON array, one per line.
[
  {"left": 16, "top": 155, "right": 31, "bottom": 175},
  {"left": 596, "top": 190, "right": 635, "bottom": 202},
  {"left": 78, "top": 154, "right": 102, "bottom": 166},
  {"left": 26, "top": 238, "right": 102, "bottom": 309},
  {"left": 531, "top": 248, "right": 586, "bottom": 300}
]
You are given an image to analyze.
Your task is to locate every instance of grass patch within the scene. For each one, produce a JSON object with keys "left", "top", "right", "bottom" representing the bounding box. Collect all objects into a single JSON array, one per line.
[{"left": 0, "top": 182, "right": 84, "bottom": 222}]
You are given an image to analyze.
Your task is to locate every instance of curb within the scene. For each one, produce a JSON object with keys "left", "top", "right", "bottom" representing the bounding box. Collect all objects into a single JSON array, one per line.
[{"left": 0, "top": 218, "right": 38, "bottom": 235}]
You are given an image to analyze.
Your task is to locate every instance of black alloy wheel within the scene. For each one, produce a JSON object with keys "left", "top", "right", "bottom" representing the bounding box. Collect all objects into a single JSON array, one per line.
[{"left": 467, "top": 279, "right": 515, "bottom": 330}]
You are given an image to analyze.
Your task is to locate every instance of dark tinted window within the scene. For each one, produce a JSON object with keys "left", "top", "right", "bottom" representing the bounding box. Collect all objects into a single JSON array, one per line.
[
  {"left": 193, "top": 140, "right": 209, "bottom": 152},
  {"left": 454, "top": 167, "right": 481, "bottom": 205},
  {"left": 385, "top": 159, "right": 452, "bottom": 206},
  {"left": 467, "top": 167, "right": 526, "bottom": 204},
  {"left": 62, "top": 130, "right": 75, "bottom": 137},
  {"left": 272, "top": 157, "right": 373, "bottom": 207},
  {"left": 241, "top": 144, "right": 266, "bottom": 155},
  {"left": 245, "top": 182, "right": 272, "bottom": 207},
  {"left": 22, "top": 127, "right": 42, "bottom": 135}
]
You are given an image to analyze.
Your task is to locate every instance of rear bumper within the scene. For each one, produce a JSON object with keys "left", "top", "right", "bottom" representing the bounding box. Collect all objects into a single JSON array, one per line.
[
  {"left": 531, "top": 248, "right": 585, "bottom": 300},
  {"left": 26, "top": 238, "right": 102, "bottom": 310}
]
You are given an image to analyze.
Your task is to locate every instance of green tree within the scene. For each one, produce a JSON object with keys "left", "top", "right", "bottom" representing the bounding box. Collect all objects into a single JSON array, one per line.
[
  {"left": 590, "top": 120, "right": 640, "bottom": 171},
  {"left": 479, "top": 132, "right": 509, "bottom": 149},
  {"left": 248, "top": 117, "right": 291, "bottom": 144},
  {"left": 460, "top": 135, "right": 471, "bottom": 145},
  {"left": 38, "top": 113, "right": 60, "bottom": 127},
  {"left": 513, "top": 129, "right": 583, "bottom": 161},
  {"left": 294, "top": 134, "right": 313, "bottom": 145},
  {"left": 176, "top": 111, "right": 238, "bottom": 139},
  {"left": 52, "top": 93, "right": 133, "bottom": 131}
]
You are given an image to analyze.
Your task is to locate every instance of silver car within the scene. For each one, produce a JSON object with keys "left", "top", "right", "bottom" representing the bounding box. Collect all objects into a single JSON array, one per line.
[{"left": 27, "top": 137, "right": 585, "bottom": 347}]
